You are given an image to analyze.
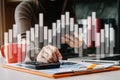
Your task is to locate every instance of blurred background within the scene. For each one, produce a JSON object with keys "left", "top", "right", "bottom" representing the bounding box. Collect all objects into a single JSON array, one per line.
[{"left": 0, "top": 0, "right": 119, "bottom": 57}]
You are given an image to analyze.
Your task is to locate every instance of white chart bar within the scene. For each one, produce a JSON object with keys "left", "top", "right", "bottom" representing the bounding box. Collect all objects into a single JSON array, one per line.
[
  {"left": 65, "top": 12, "right": 70, "bottom": 25},
  {"left": 39, "top": 13, "right": 43, "bottom": 27},
  {"left": 13, "top": 24, "right": 17, "bottom": 55},
  {"left": 96, "top": 33, "right": 100, "bottom": 60},
  {"left": 39, "top": 13, "right": 44, "bottom": 49},
  {"left": 70, "top": 18, "right": 74, "bottom": 33},
  {"left": 8, "top": 29, "right": 13, "bottom": 43},
  {"left": 21, "top": 38, "right": 26, "bottom": 63},
  {"left": 30, "top": 28, "right": 35, "bottom": 58},
  {"left": 13, "top": 24, "right": 17, "bottom": 42},
  {"left": 100, "top": 29, "right": 105, "bottom": 58},
  {"left": 92, "top": 12, "right": 96, "bottom": 41},
  {"left": 35, "top": 24, "right": 39, "bottom": 38},
  {"left": 48, "top": 29, "right": 52, "bottom": 45},
  {"left": 87, "top": 16, "right": 92, "bottom": 47},
  {"left": 4, "top": 32, "right": 8, "bottom": 62},
  {"left": 26, "top": 31, "right": 30, "bottom": 44},
  {"left": 82, "top": 19, "right": 88, "bottom": 48},
  {"left": 74, "top": 24, "right": 79, "bottom": 54},
  {"left": 57, "top": 20, "right": 61, "bottom": 49},
  {"left": 44, "top": 26, "right": 48, "bottom": 46},
  {"left": 79, "top": 28, "right": 83, "bottom": 57},
  {"left": 61, "top": 14, "right": 65, "bottom": 44},
  {"left": 52, "top": 23, "right": 57, "bottom": 47},
  {"left": 105, "top": 24, "right": 109, "bottom": 54},
  {"left": 110, "top": 27, "right": 114, "bottom": 56},
  {"left": 65, "top": 12, "right": 70, "bottom": 42},
  {"left": 17, "top": 34, "right": 22, "bottom": 63},
  {"left": 25, "top": 31, "right": 31, "bottom": 61},
  {"left": 8, "top": 29, "right": 13, "bottom": 59},
  {"left": 30, "top": 28, "right": 35, "bottom": 42},
  {"left": 35, "top": 24, "right": 39, "bottom": 55},
  {"left": 70, "top": 18, "right": 74, "bottom": 46},
  {"left": 4, "top": 32, "right": 8, "bottom": 45}
]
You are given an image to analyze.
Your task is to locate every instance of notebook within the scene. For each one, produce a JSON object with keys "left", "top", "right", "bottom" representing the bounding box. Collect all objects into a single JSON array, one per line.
[{"left": 2, "top": 61, "right": 120, "bottom": 78}]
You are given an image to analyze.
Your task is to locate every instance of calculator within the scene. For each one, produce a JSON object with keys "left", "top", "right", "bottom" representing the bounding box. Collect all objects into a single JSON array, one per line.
[{"left": 19, "top": 61, "right": 60, "bottom": 70}]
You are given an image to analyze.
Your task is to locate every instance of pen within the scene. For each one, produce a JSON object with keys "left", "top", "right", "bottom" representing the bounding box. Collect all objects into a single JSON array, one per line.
[{"left": 87, "top": 63, "right": 96, "bottom": 70}]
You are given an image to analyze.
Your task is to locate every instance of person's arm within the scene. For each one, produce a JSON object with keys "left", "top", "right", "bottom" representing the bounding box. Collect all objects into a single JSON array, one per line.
[
  {"left": 15, "top": 1, "right": 63, "bottom": 63},
  {"left": 15, "top": 1, "right": 37, "bottom": 61},
  {"left": 15, "top": 1, "right": 33, "bottom": 35}
]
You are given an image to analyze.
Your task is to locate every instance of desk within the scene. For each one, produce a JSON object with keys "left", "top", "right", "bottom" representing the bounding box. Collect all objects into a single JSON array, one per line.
[{"left": 0, "top": 57, "right": 120, "bottom": 80}]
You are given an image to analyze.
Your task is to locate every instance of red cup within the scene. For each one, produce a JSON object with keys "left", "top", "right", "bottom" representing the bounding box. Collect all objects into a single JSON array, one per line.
[{"left": 0, "top": 43, "right": 26, "bottom": 63}]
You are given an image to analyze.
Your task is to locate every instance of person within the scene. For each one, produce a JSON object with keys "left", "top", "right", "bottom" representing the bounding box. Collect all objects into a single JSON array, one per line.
[{"left": 15, "top": 0, "right": 83, "bottom": 63}]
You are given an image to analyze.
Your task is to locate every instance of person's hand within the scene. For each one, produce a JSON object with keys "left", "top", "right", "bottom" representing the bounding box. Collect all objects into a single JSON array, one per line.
[
  {"left": 61, "top": 32, "right": 83, "bottom": 48},
  {"left": 36, "top": 45, "right": 62, "bottom": 63}
]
